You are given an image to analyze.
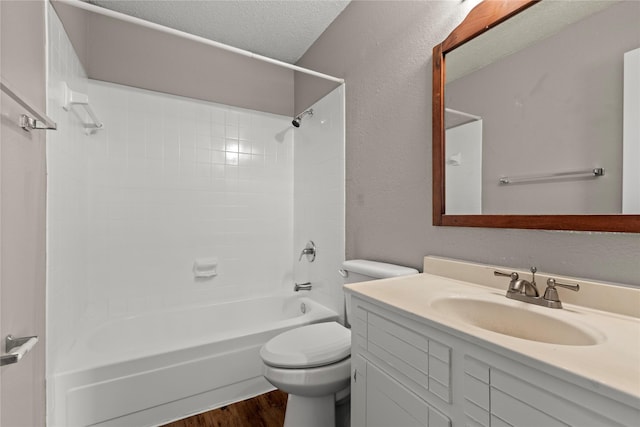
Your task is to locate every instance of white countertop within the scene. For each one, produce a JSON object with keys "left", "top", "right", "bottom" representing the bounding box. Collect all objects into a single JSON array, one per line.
[{"left": 345, "top": 270, "right": 640, "bottom": 402}]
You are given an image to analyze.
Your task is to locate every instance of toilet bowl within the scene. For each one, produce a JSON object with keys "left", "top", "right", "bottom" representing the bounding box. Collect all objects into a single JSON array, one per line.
[
  {"left": 261, "top": 322, "right": 351, "bottom": 427},
  {"left": 260, "top": 260, "right": 418, "bottom": 427}
]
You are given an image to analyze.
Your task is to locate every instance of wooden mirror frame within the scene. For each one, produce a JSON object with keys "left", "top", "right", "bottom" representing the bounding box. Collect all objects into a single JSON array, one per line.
[{"left": 432, "top": 0, "right": 640, "bottom": 232}]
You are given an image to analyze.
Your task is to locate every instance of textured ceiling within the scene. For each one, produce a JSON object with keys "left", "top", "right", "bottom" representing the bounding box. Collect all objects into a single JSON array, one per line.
[{"left": 87, "top": 0, "right": 350, "bottom": 64}]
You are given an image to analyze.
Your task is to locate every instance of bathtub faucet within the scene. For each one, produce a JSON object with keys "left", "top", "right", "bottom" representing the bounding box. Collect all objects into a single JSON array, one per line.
[
  {"left": 298, "top": 241, "right": 316, "bottom": 262},
  {"left": 294, "top": 282, "right": 312, "bottom": 292}
]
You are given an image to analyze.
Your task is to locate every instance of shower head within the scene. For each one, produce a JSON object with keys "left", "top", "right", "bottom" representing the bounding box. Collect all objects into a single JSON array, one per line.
[{"left": 292, "top": 109, "right": 313, "bottom": 128}]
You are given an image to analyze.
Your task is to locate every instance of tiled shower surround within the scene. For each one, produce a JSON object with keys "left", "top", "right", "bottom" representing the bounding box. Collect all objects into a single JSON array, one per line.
[
  {"left": 47, "top": 4, "right": 91, "bottom": 374},
  {"left": 86, "top": 80, "right": 295, "bottom": 314},
  {"left": 46, "top": 7, "right": 345, "bottom": 404},
  {"left": 293, "top": 87, "right": 345, "bottom": 320}
]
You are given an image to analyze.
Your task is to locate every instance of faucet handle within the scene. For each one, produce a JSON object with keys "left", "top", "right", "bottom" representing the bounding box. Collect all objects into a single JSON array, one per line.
[
  {"left": 298, "top": 241, "right": 316, "bottom": 262},
  {"left": 495, "top": 270, "right": 522, "bottom": 295},
  {"left": 543, "top": 278, "right": 580, "bottom": 307},
  {"left": 494, "top": 270, "right": 519, "bottom": 280},
  {"left": 545, "top": 278, "right": 580, "bottom": 292}
]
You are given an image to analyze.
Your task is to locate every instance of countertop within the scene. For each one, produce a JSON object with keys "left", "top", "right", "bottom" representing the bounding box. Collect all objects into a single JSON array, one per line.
[{"left": 345, "top": 271, "right": 640, "bottom": 404}]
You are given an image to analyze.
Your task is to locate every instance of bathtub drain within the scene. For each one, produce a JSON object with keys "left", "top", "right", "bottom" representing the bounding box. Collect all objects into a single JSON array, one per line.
[{"left": 300, "top": 302, "right": 307, "bottom": 314}]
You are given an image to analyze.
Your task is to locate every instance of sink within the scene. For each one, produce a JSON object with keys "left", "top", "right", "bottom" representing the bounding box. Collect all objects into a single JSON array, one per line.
[{"left": 430, "top": 297, "right": 603, "bottom": 346}]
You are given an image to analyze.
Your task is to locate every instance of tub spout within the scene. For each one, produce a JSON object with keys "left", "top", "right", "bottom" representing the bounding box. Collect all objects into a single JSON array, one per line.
[{"left": 294, "top": 282, "right": 312, "bottom": 292}]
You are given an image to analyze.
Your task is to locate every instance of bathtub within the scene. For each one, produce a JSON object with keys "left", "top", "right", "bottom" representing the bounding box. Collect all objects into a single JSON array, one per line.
[{"left": 51, "top": 295, "right": 338, "bottom": 427}]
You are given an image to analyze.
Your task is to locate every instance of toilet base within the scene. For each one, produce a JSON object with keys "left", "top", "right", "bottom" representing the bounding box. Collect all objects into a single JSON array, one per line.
[{"left": 284, "top": 394, "right": 336, "bottom": 427}]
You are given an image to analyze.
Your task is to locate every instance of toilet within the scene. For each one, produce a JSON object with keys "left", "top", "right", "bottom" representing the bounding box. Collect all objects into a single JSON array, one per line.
[{"left": 260, "top": 260, "right": 418, "bottom": 427}]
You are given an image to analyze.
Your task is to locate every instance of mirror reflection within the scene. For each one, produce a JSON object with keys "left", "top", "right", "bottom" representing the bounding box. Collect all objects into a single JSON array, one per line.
[{"left": 444, "top": 0, "right": 640, "bottom": 215}]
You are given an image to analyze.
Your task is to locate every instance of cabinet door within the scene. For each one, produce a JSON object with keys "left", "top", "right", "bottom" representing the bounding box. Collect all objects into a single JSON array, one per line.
[
  {"left": 366, "top": 362, "right": 451, "bottom": 427},
  {"left": 351, "top": 354, "right": 367, "bottom": 427},
  {"left": 465, "top": 355, "right": 639, "bottom": 427},
  {"left": 490, "top": 369, "right": 636, "bottom": 427}
]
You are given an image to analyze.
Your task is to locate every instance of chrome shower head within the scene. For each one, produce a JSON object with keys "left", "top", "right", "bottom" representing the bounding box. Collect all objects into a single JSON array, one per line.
[{"left": 292, "top": 109, "right": 313, "bottom": 128}]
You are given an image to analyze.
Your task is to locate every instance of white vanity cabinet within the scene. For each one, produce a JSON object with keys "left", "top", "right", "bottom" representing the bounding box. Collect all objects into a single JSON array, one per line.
[{"left": 350, "top": 295, "right": 640, "bottom": 427}]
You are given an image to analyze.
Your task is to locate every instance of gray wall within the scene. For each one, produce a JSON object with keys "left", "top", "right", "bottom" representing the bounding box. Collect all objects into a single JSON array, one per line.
[
  {"left": 296, "top": 0, "right": 640, "bottom": 286},
  {"left": 1, "top": 1, "right": 47, "bottom": 425}
]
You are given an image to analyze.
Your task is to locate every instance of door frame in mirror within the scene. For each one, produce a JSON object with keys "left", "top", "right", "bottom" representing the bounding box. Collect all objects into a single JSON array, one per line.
[{"left": 432, "top": 0, "right": 640, "bottom": 232}]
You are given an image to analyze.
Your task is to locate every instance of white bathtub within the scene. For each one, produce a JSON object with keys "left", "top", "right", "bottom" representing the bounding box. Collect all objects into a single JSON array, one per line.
[{"left": 51, "top": 295, "right": 338, "bottom": 427}]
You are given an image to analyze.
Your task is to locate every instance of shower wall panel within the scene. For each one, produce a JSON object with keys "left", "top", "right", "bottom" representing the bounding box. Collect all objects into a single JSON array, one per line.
[
  {"left": 293, "top": 86, "right": 346, "bottom": 318},
  {"left": 46, "top": 4, "right": 91, "bottom": 374},
  {"left": 85, "top": 80, "right": 295, "bottom": 322}
]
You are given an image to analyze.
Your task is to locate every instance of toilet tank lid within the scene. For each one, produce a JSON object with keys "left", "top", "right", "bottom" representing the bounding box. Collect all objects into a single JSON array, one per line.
[{"left": 341, "top": 260, "right": 418, "bottom": 279}]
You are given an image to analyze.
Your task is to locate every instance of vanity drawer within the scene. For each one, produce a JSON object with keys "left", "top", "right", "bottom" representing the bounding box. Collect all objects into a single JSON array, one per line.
[
  {"left": 490, "top": 368, "right": 634, "bottom": 427},
  {"left": 463, "top": 356, "right": 490, "bottom": 426},
  {"left": 461, "top": 355, "right": 637, "bottom": 427},
  {"left": 464, "top": 375, "right": 489, "bottom": 410},
  {"left": 490, "top": 388, "right": 565, "bottom": 427},
  {"left": 463, "top": 401, "right": 490, "bottom": 427},
  {"left": 366, "top": 311, "right": 451, "bottom": 403},
  {"left": 464, "top": 355, "right": 490, "bottom": 383},
  {"left": 352, "top": 304, "right": 368, "bottom": 351},
  {"left": 352, "top": 330, "right": 367, "bottom": 351},
  {"left": 368, "top": 323, "right": 429, "bottom": 372}
]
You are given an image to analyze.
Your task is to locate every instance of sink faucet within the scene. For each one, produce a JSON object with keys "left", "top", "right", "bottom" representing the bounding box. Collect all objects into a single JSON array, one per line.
[
  {"left": 510, "top": 267, "right": 539, "bottom": 297},
  {"left": 494, "top": 267, "right": 579, "bottom": 309},
  {"left": 495, "top": 267, "right": 538, "bottom": 297}
]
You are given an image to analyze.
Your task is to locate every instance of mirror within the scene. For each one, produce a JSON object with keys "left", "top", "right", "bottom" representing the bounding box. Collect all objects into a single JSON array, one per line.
[{"left": 432, "top": 0, "right": 640, "bottom": 232}]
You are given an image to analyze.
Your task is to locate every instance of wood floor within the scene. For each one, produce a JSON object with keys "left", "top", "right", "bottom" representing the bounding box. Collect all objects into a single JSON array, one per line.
[{"left": 162, "top": 390, "right": 288, "bottom": 427}]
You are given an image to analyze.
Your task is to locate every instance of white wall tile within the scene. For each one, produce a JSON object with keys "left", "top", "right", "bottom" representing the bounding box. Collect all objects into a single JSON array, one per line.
[
  {"left": 46, "top": 4, "right": 91, "bottom": 374},
  {"left": 84, "top": 80, "right": 295, "bottom": 317},
  {"left": 47, "top": 15, "right": 345, "bottom": 417},
  {"left": 293, "top": 86, "right": 346, "bottom": 317}
]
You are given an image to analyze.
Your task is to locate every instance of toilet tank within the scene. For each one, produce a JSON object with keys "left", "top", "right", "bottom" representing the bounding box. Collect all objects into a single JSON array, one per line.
[
  {"left": 342, "top": 260, "right": 418, "bottom": 326},
  {"left": 342, "top": 260, "right": 418, "bottom": 283}
]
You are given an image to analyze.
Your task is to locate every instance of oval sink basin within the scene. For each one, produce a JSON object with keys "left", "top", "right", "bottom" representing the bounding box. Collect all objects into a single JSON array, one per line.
[{"left": 430, "top": 297, "right": 603, "bottom": 346}]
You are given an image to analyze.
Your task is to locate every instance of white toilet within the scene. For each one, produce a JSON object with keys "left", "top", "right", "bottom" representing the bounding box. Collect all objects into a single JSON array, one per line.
[{"left": 260, "top": 260, "right": 418, "bottom": 427}]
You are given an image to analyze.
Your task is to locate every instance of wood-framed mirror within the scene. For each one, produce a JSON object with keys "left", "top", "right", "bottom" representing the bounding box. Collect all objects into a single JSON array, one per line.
[{"left": 432, "top": 0, "right": 640, "bottom": 232}]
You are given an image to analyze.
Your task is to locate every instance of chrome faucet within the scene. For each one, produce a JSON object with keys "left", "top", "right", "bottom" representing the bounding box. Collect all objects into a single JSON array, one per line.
[
  {"left": 494, "top": 267, "right": 579, "bottom": 309},
  {"left": 294, "top": 282, "right": 312, "bottom": 292},
  {"left": 511, "top": 266, "right": 539, "bottom": 297}
]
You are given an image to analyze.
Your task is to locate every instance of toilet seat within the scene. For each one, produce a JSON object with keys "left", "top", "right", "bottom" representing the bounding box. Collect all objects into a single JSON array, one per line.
[
  {"left": 262, "top": 356, "right": 351, "bottom": 397},
  {"left": 260, "top": 322, "right": 351, "bottom": 369}
]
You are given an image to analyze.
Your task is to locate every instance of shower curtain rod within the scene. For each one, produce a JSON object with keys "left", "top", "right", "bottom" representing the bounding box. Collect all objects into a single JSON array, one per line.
[{"left": 57, "top": 0, "right": 345, "bottom": 85}]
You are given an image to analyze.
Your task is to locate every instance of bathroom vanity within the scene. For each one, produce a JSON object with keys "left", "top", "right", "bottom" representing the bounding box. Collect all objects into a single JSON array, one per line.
[{"left": 345, "top": 257, "right": 640, "bottom": 427}]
